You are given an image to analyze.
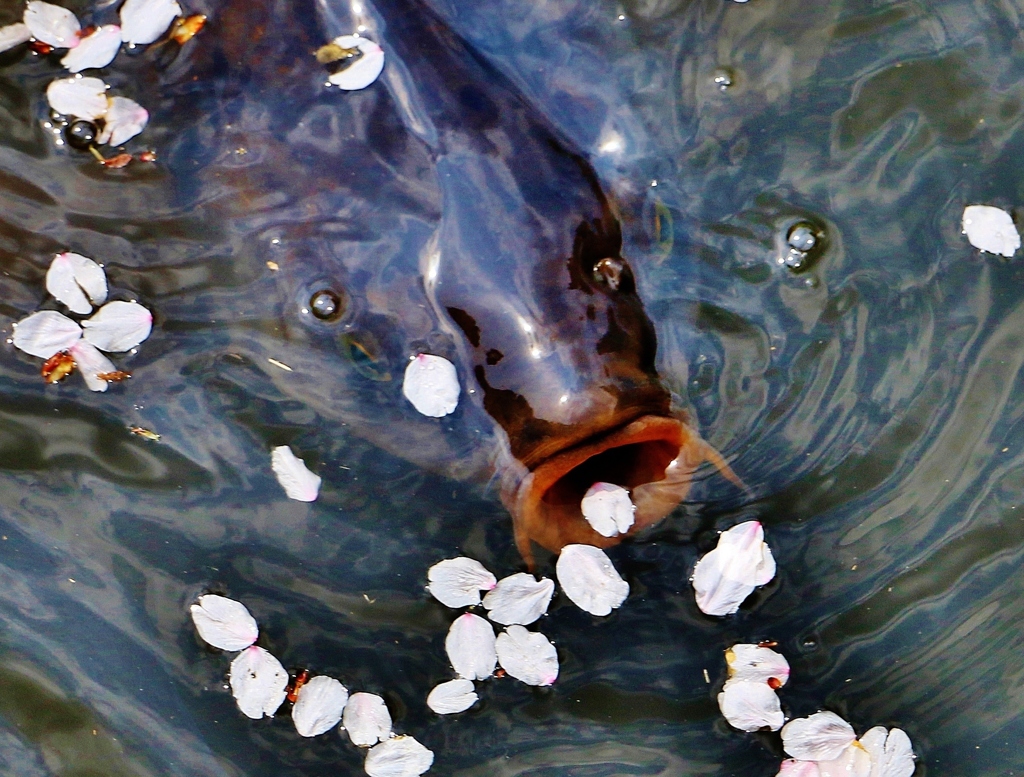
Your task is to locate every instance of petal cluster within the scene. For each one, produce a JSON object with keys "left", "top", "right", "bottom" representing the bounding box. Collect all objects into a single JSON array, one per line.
[
  {"left": 46, "top": 78, "right": 149, "bottom": 146},
  {"left": 779, "top": 713, "right": 915, "bottom": 777},
  {"left": 692, "top": 521, "right": 775, "bottom": 616},
  {"left": 717, "top": 644, "right": 790, "bottom": 732}
]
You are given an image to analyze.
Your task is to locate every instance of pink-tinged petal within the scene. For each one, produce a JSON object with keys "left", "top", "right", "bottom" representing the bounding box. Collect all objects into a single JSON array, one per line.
[
  {"left": 292, "top": 675, "right": 348, "bottom": 737},
  {"left": 818, "top": 743, "right": 872, "bottom": 777},
  {"left": 270, "top": 445, "right": 321, "bottom": 502},
  {"left": 581, "top": 482, "right": 635, "bottom": 537},
  {"left": 777, "top": 760, "right": 821, "bottom": 777},
  {"left": 718, "top": 679, "right": 784, "bottom": 732},
  {"left": 402, "top": 353, "right": 459, "bottom": 417},
  {"left": 495, "top": 625, "right": 558, "bottom": 686},
  {"left": 364, "top": 736, "right": 433, "bottom": 777},
  {"left": 96, "top": 96, "right": 148, "bottom": 146},
  {"left": 426, "top": 679, "right": 477, "bottom": 715},
  {"left": 0, "top": 23, "right": 32, "bottom": 54},
  {"left": 482, "top": 573, "right": 554, "bottom": 625},
  {"left": 444, "top": 613, "right": 496, "bottom": 680},
  {"left": 69, "top": 341, "right": 116, "bottom": 392},
  {"left": 24, "top": 1, "right": 80, "bottom": 48},
  {"left": 725, "top": 643, "right": 790, "bottom": 686},
  {"left": 327, "top": 35, "right": 385, "bottom": 91},
  {"left": 229, "top": 646, "right": 288, "bottom": 719},
  {"left": 82, "top": 300, "right": 152, "bottom": 352},
  {"left": 120, "top": 0, "right": 182, "bottom": 45},
  {"left": 963, "top": 205, "right": 1020, "bottom": 257},
  {"left": 555, "top": 544, "right": 629, "bottom": 616},
  {"left": 12, "top": 310, "right": 81, "bottom": 358},
  {"left": 46, "top": 252, "right": 107, "bottom": 314},
  {"left": 692, "top": 521, "right": 775, "bottom": 616},
  {"left": 342, "top": 692, "right": 392, "bottom": 746},
  {"left": 188, "top": 594, "right": 258, "bottom": 651},
  {"left": 782, "top": 712, "right": 857, "bottom": 762},
  {"left": 427, "top": 557, "right": 496, "bottom": 608},
  {"left": 61, "top": 25, "right": 120, "bottom": 72},
  {"left": 46, "top": 76, "right": 108, "bottom": 120}
]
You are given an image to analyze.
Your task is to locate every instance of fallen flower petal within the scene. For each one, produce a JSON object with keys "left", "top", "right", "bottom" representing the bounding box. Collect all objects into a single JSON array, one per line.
[
  {"left": 81, "top": 300, "right": 152, "bottom": 352},
  {"left": 427, "top": 557, "right": 496, "bottom": 608},
  {"left": 323, "top": 35, "right": 385, "bottom": 91},
  {"left": 229, "top": 646, "right": 288, "bottom": 719},
  {"left": 97, "top": 96, "right": 148, "bottom": 146},
  {"left": 61, "top": 25, "right": 120, "bottom": 72},
  {"left": 120, "top": 0, "right": 182, "bottom": 45},
  {"left": 402, "top": 353, "right": 459, "bottom": 417},
  {"left": 776, "top": 760, "right": 821, "bottom": 777},
  {"left": 782, "top": 711, "right": 857, "bottom": 762},
  {"left": 482, "top": 573, "right": 554, "bottom": 626},
  {"left": 270, "top": 446, "right": 322, "bottom": 502},
  {"left": 12, "top": 310, "right": 81, "bottom": 358},
  {"left": 46, "top": 76, "right": 108, "bottom": 121},
  {"left": 859, "top": 727, "right": 915, "bottom": 777},
  {"left": 46, "top": 252, "right": 107, "bottom": 315},
  {"left": 364, "top": 735, "right": 434, "bottom": 777},
  {"left": 692, "top": 521, "right": 775, "bottom": 616},
  {"left": 962, "top": 204, "right": 1020, "bottom": 257},
  {"left": 426, "top": 678, "right": 477, "bottom": 714},
  {"left": 188, "top": 594, "right": 258, "bottom": 651},
  {"left": 495, "top": 625, "right": 558, "bottom": 686},
  {"left": 0, "top": 23, "right": 31, "bottom": 54},
  {"left": 717, "top": 679, "right": 784, "bottom": 732},
  {"left": 817, "top": 743, "right": 872, "bottom": 777},
  {"left": 69, "top": 340, "right": 117, "bottom": 392},
  {"left": 581, "top": 482, "right": 635, "bottom": 537},
  {"left": 292, "top": 675, "right": 348, "bottom": 737},
  {"left": 725, "top": 643, "right": 790, "bottom": 687},
  {"left": 24, "top": 1, "right": 80, "bottom": 49},
  {"left": 445, "top": 613, "right": 496, "bottom": 681},
  {"left": 342, "top": 692, "right": 392, "bottom": 746},
  {"left": 555, "top": 544, "right": 629, "bottom": 616}
]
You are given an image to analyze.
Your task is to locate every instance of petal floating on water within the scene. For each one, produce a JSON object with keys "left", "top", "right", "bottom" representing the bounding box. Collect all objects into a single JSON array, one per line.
[
  {"left": 97, "top": 96, "right": 149, "bottom": 146},
  {"left": 717, "top": 679, "right": 784, "bottom": 732},
  {"left": 364, "top": 735, "right": 434, "bottom": 777},
  {"left": 555, "top": 544, "right": 629, "bottom": 616},
  {"left": 120, "top": 0, "right": 183, "bottom": 45},
  {"left": 12, "top": 310, "right": 82, "bottom": 358},
  {"left": 402, "top": 353, "right": 459, "bottom": 417},
  {"left": 24, "top": 1, "right": 80, "bottom": 48},
  {"left": 292, "top": 675, "right": 348, "bottom": 737},
  {"left": 427, "top": 557, "right": 496, "bottom": 608},
  {"left": 725, "top": 643, "right": 790, "bottom": 687},
  {"left": 482, "top": 573, "right": 554, "bottom": 625},
  {"left": 46, "top": 252, "right": 107, "bottom": 315},
  {"left": 61, "top": 25, "right": 121, "bottom": 72},
  {"left": 342, "top": 692, "right": 392, "bottom": 747},
  {"left": 426, "top": 678, "right": 478, "bottom": 714},
  {"left": 782, "top": 712, "right": 857, "bottom": 762},
  {"left": 445, "top": 612, "right": 496, "bottom": 680},
  {"left": 776, "top": 760, "right": 821, "bottom": 777},
  {"left": 859, "top": 727, "right": 915, "bottom": 777},
  {"left": 0, "top": 23, "right": 31, "bottom": 54},
  {"left": 962, "top": 205, "right": 1020, "bottom": 257},
  {"left": 495, "top": 625, "right": 558, "bottom": 686},
  {"left": 69, "top": 341, "right": 117, "bottom": 392},
  {"left": 326, "top": 35, "right": 385, "bottom": 91},
  {"left": 817, "top": 743, "right": 872, "bottom": 777},
  {"left": 82, "top": 300, "right": 152, "bottom": 352},
  {"left": 692, "top": 521, "right": 775, "bottom": 616},
  {"left": 580, "top": 482, "right": 635, "bottom": 537},
  {"left": 188, "top": 594, "right": 258, "bottom": 651},
  {"left": 46, "top": 76, "right": 108, "bottom": 121},
  {"left": 229, "top": 646, "right": 288, "bottom": 719},
  {"left": 270, "top": 446, "right": 322, "bottom": 502}
]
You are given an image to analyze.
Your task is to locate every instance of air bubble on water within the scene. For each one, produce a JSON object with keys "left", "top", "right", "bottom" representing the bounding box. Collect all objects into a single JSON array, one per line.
[
  {"left": 713, "top": 68, "right": 734, "bottom": 91},
  {"left": 787, "top": 222, "right": 818, "bottom": 252},
  {"left": 783, "top": 248, "right": 808, "bottom": 270}
]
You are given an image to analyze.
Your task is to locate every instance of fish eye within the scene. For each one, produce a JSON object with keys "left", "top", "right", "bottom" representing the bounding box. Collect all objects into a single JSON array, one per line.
[
  {"left": 308, "top": 288, "right": 345, "bottom": 321},
  {"left": 593, "top": 257, "right": 625, "bottom": 290}
]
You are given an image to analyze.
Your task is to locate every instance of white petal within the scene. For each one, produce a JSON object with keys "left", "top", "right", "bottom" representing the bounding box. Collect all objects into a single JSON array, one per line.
[
  {"left": 495, "top": 625, "right": 558, "bottom": 686},
  {"left": 717, "top": 680, "right": 784, "bottom": 732},
  {"left": 555, "top": 544, "right": 629, "bottom": 616},
  {"left": 61, "top": 25, "right": 120, "bottom": 72},
  {"left": 818, "top": 743, "right": 872, "bottom": 777},
  {"left": 46, "top": 252, "right": 107, "bottom": 314},
  {"left": 692, "top": 521, "right": 775, "bottom": 616},
  {"left": 97, "top": 96, "right": 148, "bottom": 146},
  {"left": 725, "top": 644, "right": 790, "bottom": 686},
  {"left": 120, "top": 0, "right": 182, "bottom": 45},
  {"left": 46, "top": 76, "right": 108, "bottom": 121},
  {"left": 426, "top": 679, "right": 478, "bottom": 714},
  {"left": 82, "top": 300, "right": 152, "bottom": 352},
  {"left": 444, "top": 613, "right": 496, "bottom": 680},
  {"left": 0, "top": 23, "right": 31, "bottom": 54},
  {"left": 427, "top": 557, "right": 496, "bottom": 608},
  {"left": 270, "top": 446, "right": 322, "bottom": 502},
  {"left": 963, "top": 205, "right": 1020, "bottom": 257},
  {"left": 580, "top": 482, "right": 635, "bottom": 537},
  {"left": 229, "top": 646, "right": 288, "bottom": 719},
  {"left": 777, "top": 760, "right": 821, "bottom": 777},
  {"left": 402, "top": 353, "right": 459, "bottom": 417},
  {"left": 188, "top": 594, "right": 258, "bottom": 651},
  {"left": 328, "top": 35, "right": 385, "bottom": 91},
  {"left": 24, "top": 1, "right": 80, "bottom": 48},
  {"left": 861, "top": 728, "right": 915, "bottom": 777},
  {"left": 12, "top": 310, "right": 81, "bottom": 358},
  {"left": 782, "top": 712, "right": 857, "bottom": 762},
  {"left": 482, "top": 573, "right": 554, "bottom": 626},
  {"left": 69, "top": 341, "right": 116, "bottom": 392},
  {"left": 342, "top": 692, "right": 392, "bottom": 747},
  {"left": 364, "top": 736, "right": 434, "bottom": 777},
  {"left": 292, "top": 675, "right": 348, "bottom": 737}
]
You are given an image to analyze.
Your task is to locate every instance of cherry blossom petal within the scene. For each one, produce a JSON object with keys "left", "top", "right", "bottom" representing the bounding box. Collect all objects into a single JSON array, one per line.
[
  {"left": 692, "top": 521, "right": 775, "bottom": 616},
  {"left": 717, "top": 679, "right": 784, "bottom": 732},
  {"left": 24, "top": 1, "right": 80, "bottom": 48},
  {"left": 120, "top": 0, "right": 182, "bottom": 45},
  {"left": 82, "top": 300, "right": 152, "bottom": 352},
  {"left": 580, "top": 482, "right": 635, "bottom": 537},
  {"left": 46, "top": 252, "right": 107, "bottom": 315},
  {"left": 427, "top": 557, "right": 496, "bottom": 608},
  {"left": 495, "top": 625, "right": 558, "bottom": 686},
  {"left": 342, "top": 692, "right": 392, "bottom": 746},
  {"left": 69, "top": 341, "right": 116, "bottom": 392},
  {"left": 402, "top": 353, "right": 459, "bottom": 417},
  {"left": 327, "top": 35, "right": 385, "bottom": 90},
  {"left": 860, "top": 727, "right": 915, "bottom": 777},
  {"left": 188, "top": 594, "right": 258, "bottom": 651},
  {"left": 46, "top": 76, "right": 108, "bottom": 121},
  {"left": 445, "top": 613, "right": 496, "bottom": 680},
  {"left": 817, "top": 743, "right": 872, "bottom": 777},
  {"left": 0, "top": 23, "right": 31, "bottom": 54},
  {"left": 229, "top": 646, "right": 288, "bottom": 719},
  {"left": 364, "top": 736, "right": 434, "bottom": 777},
  {"left": 61, "top": 25, "right": 120, "bottom": 72},
  {"left": 292, "top": 675, "right": 348, "bottom": 737},
  {"left": 481, "top": 573, "right": 554, "bottom": 626},
  {"left": 782, "top": 712, "right": 857, "bottom": 762},
  {"left": 270, "top": 446, "right": 322, "bottom": 502},
  {"left": 777, "top": 760, "right": 821, "bottom": 777},
  {"left": 426, "top": 679, "right": 477, "bottom": 714},
  {"left": 97, "top": 96, "right": 148, "bottom": 146},
  {"left": 11, "top": 310, "right": 81, "bottom": 358},
  {"left": 962, "top": 205, "right": 1020, "bottom": 257},
  {"left": 555, "top": 544, "right": 629, "bottom": 616},
  {"left": 725, "top": 643, "right": 790, "bottom": 686}
]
